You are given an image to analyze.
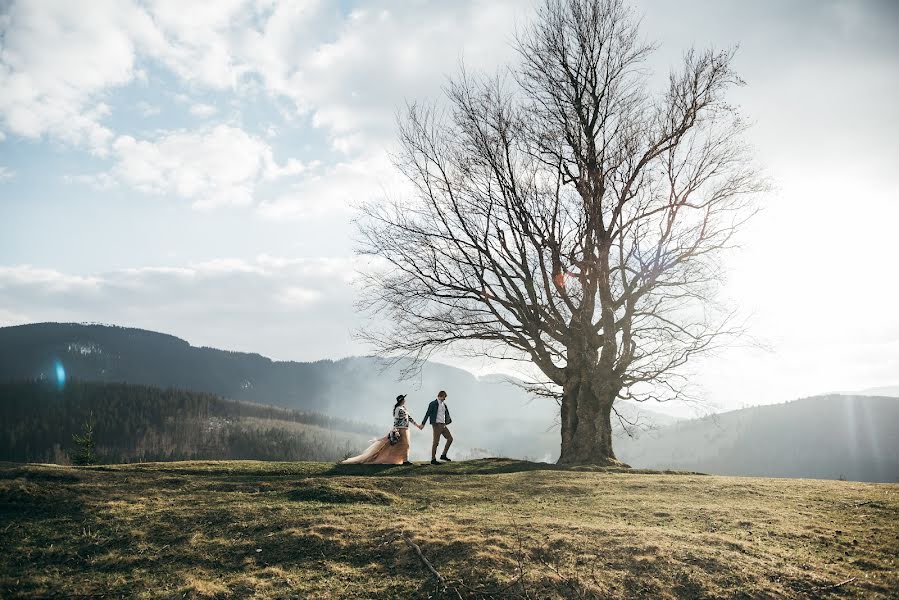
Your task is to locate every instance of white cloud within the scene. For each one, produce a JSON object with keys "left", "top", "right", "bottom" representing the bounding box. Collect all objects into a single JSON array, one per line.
[
  {"left": 0, "top": 1, "right": 161, "bottom": 154},
  {"left": 138, "top": 0, "right": 256, "bottom": 89},
  {"left": 242, "top": 1, "right": 527, "bottom": 149},
  {"left": 278, "top": 286, "right": 323, "bottom": 306},
  {"left": 0, "top": 1, "right": 526, "bottom": 141},
  {"left": 106, "top": 124, "right": 302, "bottom": 208},
  {"left": 189, "top": 103, "right": 217, "bottom": 117},
  {"left": 258, "top": 152, "right": 404, "bottom": 219},
  {"left": 255, "top": 254, "right": 365, "bottom": 284},
  {"left": 0, "top": 0, "right": 528, "bottom": 215},
  {"left": 0, "top": 167, "right": 15, "bottom": 182},
  {"left": 0, "top": 0, "right": 284, "bottom": 151},
  {"left": 0, "top": 265, "right": 102, "bottom": 292},
  {"left": 330, "top": 133, "right": 366, "bottom": 155},
  {"left": 263, "top": 157, "right": 309, "bottom": 181},
  {"left": 188, "top": 258, "right": 263, "bottom": 274}
]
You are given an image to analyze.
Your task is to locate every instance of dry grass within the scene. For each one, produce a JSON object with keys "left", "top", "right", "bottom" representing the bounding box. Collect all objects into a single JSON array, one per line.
[{"left": 0, "top": 458, "right": 896, "bottom": 598}]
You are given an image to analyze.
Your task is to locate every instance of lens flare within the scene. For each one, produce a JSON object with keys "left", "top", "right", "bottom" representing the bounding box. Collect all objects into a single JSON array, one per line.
[{"left": 54, "top": 361, "right": 66, "bottom": 388}]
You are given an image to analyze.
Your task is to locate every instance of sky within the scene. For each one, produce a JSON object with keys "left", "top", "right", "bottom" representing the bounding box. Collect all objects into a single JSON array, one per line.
[{"left": 1, "top": 0, "right": 897, "bottom": 415}]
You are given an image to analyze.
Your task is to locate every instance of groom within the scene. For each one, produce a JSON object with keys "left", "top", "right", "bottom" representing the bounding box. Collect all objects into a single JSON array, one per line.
[{"left": 421, "top": 390, "right": 453, "bottom": 465}]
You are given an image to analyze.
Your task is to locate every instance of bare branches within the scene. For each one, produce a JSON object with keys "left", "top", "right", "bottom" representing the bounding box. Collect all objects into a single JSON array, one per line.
[{"left": 356, "top": 0, "right": 765, "bottom": 445}]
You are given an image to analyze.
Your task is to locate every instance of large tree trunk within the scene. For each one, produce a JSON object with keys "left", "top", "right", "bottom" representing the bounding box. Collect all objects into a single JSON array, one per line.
[{"left": 557, "top": 369, "right": 623, "bottom": 465}]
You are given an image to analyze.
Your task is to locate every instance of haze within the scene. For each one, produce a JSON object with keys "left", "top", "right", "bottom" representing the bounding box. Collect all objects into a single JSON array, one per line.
[{"left": 1, "top": 0, "right": 897, "bottom": 415}]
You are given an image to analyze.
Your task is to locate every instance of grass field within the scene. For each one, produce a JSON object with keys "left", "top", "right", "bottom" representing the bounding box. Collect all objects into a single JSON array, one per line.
[{"left": 1, "top": 459, "right": 896, "bottom": 599}]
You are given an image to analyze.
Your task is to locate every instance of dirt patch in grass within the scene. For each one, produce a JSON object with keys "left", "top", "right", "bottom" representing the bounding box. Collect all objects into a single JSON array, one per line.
[{"left": 287, "top": 479, "right": 400, "bottom": 505}]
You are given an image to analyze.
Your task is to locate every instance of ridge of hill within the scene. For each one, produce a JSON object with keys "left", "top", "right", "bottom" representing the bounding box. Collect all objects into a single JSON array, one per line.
[{"left": 615, "top": 394, "right": 899, "bottom": 482}]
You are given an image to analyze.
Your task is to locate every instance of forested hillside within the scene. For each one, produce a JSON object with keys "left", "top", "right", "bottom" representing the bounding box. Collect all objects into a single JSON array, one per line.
[
  {"left": 0, "top": 323, "right": 591, "bottom": 460},
  {"left": 0, "top": 380, "right": 376, "bottom": 464},
  {"left": 615, "top": 394, "right": 899, "bottom": 482},
  {"left": 0, "top": 322, "right": 330, "bottom": 406}
]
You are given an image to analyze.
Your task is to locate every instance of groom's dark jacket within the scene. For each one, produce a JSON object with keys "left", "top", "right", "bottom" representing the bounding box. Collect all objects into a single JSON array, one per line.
[{"left": 421, "top": 399, "right": 452, "bottom": 426}]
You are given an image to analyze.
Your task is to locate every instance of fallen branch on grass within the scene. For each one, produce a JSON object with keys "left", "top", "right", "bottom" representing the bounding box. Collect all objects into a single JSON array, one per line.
[
  {"left": 400, "top": 534, "right": 464, "bottom": 599},
  {"left": 402, "top": 534, "right": 446, "bottom": 585},
  {"left": 813, "top": 577, "right": 856, "bottom": 592},
  {"left": 840, "top": 500, "right": 877, "bottom": 509}
]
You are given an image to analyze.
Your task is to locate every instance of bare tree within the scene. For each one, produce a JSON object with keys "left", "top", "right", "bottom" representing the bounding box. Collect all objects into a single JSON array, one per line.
[{"left": 356, "top": 0, "right": 767, "bottom": 465}]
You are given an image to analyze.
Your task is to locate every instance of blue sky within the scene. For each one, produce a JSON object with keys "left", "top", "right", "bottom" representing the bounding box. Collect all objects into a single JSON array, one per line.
[{"left": 1, "top": 0, "right": 897, "bottom": 414}]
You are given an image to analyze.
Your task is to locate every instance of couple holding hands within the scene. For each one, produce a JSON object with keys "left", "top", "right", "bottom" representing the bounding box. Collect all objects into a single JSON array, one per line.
[{"left": 342, "top": 391, "right": 453, "bottom": 466}]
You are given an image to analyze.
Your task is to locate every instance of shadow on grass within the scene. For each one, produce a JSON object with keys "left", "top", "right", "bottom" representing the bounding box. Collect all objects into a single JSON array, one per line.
[
  {"left": 325, "top": 457, "right": 565, "bottom": 478},
  {"left": 0, "top": 459, "right": 704, "bottom": 505},
  {"left": 324, "top": 457, "right": 701, "bottom": 478},
  {"left": 287, "top": 479, "right": 400, "bottom": 504},
  {"left": 0, "top": 463, "right": 83, "bottom": 483},
  {"left": 0, "top": 478, "right": 84, "bottom": 519}
]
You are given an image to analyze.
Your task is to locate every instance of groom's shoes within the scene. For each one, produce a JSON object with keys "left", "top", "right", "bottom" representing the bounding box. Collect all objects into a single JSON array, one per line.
[
  {"left": 430, "top": 459, "right": 441, "bottom": 465},
  {"left": 440, "top": 455, "right": 452, "bottom": 462}
]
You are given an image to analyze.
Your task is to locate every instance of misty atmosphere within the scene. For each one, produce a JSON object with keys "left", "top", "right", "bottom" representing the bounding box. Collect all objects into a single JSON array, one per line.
[
  {"left": 1, "top": 1, "right": 897, "bottom": 598},
  {"left": 2, "top": 322, "right": 896, "bottom": 482}
]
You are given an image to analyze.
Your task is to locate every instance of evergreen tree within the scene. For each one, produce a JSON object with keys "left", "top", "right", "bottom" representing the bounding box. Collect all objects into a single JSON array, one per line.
[{"left": 70, "top": 414, "right": 100, "bottom": 465}]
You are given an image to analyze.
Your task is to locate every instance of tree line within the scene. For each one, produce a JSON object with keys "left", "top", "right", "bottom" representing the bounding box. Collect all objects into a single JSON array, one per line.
[{"left": 0, "top": 380, "right": 374, "bottom": 464}]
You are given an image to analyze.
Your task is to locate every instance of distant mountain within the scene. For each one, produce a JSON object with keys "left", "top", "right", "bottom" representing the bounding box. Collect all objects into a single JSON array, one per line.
[
  {"left": 615, "top": 395, "right": 899, "bottom": 483},
  {"left": 0, "top": 322, "right": 676, "bottom": 461},
  {"left": 6, "top": 323, "right": 895, "bottom": 480}
]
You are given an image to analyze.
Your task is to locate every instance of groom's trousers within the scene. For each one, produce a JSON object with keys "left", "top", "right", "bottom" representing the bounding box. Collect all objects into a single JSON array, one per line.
[{"left": 431, "top": 424, "right": 453, "bottom": 458}]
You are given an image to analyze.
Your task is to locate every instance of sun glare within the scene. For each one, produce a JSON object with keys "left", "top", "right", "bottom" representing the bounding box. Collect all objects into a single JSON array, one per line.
[{"left": 54, "top": 360, "right": 66, "bottom": 389}]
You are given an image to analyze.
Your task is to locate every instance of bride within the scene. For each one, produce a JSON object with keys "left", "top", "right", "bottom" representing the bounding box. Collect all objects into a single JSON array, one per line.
[{"left": 341, "top": 394, "right": 423, "bottom": 465}]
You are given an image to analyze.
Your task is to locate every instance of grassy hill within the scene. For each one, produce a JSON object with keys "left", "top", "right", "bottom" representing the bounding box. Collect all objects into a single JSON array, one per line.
[{"left": 1, "top": 460, "right": 896, "bottom": 598}]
